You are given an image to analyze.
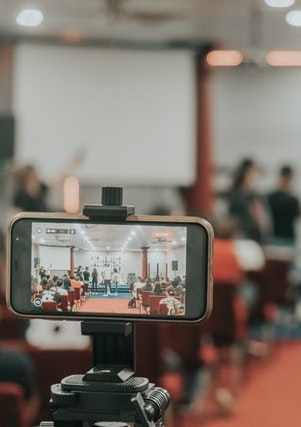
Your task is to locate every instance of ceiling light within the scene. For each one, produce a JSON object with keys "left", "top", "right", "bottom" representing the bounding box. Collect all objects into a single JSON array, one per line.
[
  {"left": 16, "top": 8, "right": 44, "bottom": 27},
  {"left": 266, "top": 50, "right": 301, "bottom": 66},
  {"left": 206, "top": 50, "right": 243, "bottom": 67},
  {"left": 286, "top": 10, "right": 301, "bottom": 26},
  {"left": 265, "top": 0, "right": 295, "bottom": 7}
]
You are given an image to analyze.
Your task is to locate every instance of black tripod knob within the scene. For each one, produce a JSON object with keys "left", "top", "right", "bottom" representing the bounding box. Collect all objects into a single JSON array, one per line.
[{"left": 102, "top": 187, "right": 123, "bottom": 206}]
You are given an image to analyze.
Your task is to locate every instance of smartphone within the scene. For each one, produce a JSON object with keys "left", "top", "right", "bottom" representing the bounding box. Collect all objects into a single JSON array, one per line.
[{"left": 7, "top": 212, "right": 213, "bottom": 322}]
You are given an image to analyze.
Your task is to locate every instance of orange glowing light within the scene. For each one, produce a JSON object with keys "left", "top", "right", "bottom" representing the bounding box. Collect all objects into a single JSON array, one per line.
[
  {"left": 63, "top": 176, "right": 80, "bottom": 213},
  {"left": 206, "top": 50, "right": 243, "bottom": 67},
  {"left": 266, "top": 50, "right": 301, "bottom": 66}
]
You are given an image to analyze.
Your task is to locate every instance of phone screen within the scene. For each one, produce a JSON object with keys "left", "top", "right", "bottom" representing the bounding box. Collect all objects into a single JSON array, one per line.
[{"left": 9, "top": 216, "right": 212, "bottom": 321}]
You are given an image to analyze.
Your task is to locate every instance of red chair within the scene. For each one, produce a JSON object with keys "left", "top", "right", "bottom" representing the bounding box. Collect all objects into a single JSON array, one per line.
[
  {"left": 67, "top": 290, "right": 75, "bottom": 307},
  {"left": 59, "top": 294, "right": 69, "bottom": 311},
  {"left": 140, "top": 291, "right": 151, "bottom": 313},
  {"left": 42, "top": 301, "right": 58, "bottom": 311},
  {"left": 83, "top": 282, "right": 90, "bottom": 297},
  {"left": 73, "top": 287, "right": 81, "bottom": 311},
  {"left": 0, "top": 382, "right": 27, "bottom": 427},
  {"left": 158, "top": 302, "right": 169, "bottom": 315},
  {"left": 149, "top": 295, "right": 164, "bottom": 314}
]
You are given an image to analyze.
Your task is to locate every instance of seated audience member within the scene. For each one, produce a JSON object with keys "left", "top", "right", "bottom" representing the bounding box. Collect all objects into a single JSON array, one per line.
[
  {"left": 175, "top": 279, "right": 185, "bottom": 303},
  {"left": 0, "top": 230, "right": 40, "bottom": 425},
  {"left": 139, "top": 278, "right": 154, "bottom": 313},
  {"left": 133, "top": 276, "right": 145, "bottom": 299},
  {"left": 213, "top": 216, "right": 265, "bottom": 316},
  {"left": 62, "top": 277, "right": 74, "bottom": 291},
  {"left": 40, "top": 278, "right": 62, "bottom": 304},
  {"left": 70, "top": 275, "right": 83, "bottom": 295},
  {"left": 152, "top": 281, "right": 166, "bottom": 296},
  {"left": 159, "top": 289, "right": 181, "bottom": 315},
  {"left": 56, "top": 279, "right": 68, "bottom": 296},
  {"left": 141, "top": 278, "right": 154, "bottom": 292}
]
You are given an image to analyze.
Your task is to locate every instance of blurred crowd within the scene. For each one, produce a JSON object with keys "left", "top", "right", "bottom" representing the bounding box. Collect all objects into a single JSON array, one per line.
[{"left": 0, "top": 156, "right": 301, "bottom": 426}]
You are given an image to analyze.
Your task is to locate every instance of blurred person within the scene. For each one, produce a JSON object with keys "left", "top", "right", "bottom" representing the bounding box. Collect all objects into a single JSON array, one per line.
[
  {"left": 91, "top": 267, "right": 98, "bottom": 294},
  {"left": 228, "top": 158, "right": 271, "bottom": 244},
  {"left": 83, "top": 266, "right": 90, "bottom": 285},
  {"left": 102, "top": 263, "right": 112, "bottom": 296},
  {"left": 213, "top": 215, "right": 265, "bottom": 315},
  {"left": 151, "top": 281, "right": 166, "bottom": 296},
  {"left": 159, "top": 289, "right": 181, "bottom": 315},
  {"left": 267, "top": 165, "right": 300, "bottom": 247},
  {"left": 132, "top": 276, "right": 145, "bottom": 298},
  {"left": 40, "top": 278, "right": 62, "bottom": 304},
  {"left": 56, "top": 279, "right": 68, "bottom": 296},
  {"left": 111, "top": 268, "right": 119, "bottom": 295},
  {"left": 76, "top": 265, "right": 84, "bottom": 281},
  {"left": 11, "top": 150, "right": 84, "bottom": 214},
  {"left": 140, "top": 278, "right": 153, "bottom": 293},
  {"left": 0, "top": 229, "right": 40, "bottom": 425}
]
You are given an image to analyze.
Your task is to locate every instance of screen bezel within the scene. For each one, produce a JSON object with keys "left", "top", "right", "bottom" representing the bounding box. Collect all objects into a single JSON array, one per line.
[{"left": 8, "top": 212, "right": 213, "bottom": 323}]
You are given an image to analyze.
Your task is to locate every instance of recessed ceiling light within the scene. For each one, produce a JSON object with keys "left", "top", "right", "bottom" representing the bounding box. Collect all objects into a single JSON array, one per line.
[
  {"left": 286, "top": 10, "right": 301, "bottom": 26},
  {"left": 16, "top": 8, "right": 44, "bottom": 27},
  {"left": 265, "top": 0, "right": 295, "bottom": 7}
]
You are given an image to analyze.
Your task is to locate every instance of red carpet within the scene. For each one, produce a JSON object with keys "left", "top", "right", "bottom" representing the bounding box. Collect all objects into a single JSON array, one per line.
[
  {"left": 175, "top": 342, "right": 301, "bottom": 427},
  {"left": 80, "top": 297, "right": 140, "bottom": 315}
]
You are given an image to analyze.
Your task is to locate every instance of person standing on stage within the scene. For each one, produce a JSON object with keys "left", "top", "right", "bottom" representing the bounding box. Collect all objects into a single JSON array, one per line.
[{"left": 102, "top": 264, "right": 112, "bottom": 296}]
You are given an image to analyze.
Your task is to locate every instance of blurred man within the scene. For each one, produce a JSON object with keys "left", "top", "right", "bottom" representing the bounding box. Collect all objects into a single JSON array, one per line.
[{"left": 268, "top": 165, "right": 300, "bottom": 246}]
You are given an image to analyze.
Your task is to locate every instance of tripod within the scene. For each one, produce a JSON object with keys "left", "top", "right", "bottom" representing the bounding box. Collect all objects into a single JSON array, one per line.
[
  {"left": 40, "top": 321, "right": 169, "bottom": 427},
  {"left": 40, "top": 187, "right": 170, "bottom": 427}
]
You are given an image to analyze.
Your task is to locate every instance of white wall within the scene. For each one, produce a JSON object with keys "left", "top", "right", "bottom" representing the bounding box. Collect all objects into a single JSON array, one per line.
[
  {"left": 39, "top": 246, "right": 70, "bottom": 271},
  {"left": 13, "top": 43, "right": 196, "bottom": 186},
  {"left": 37, "top": 246, "right": 185, "bottom": 282},
  {"left": 212, "top": 66, "right": 301, "bottom": 194}
]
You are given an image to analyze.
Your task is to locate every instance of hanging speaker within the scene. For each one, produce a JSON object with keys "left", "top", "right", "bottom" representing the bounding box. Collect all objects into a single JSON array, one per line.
[
  {"left": 0, "top": 115, "right": 14, "bottom": 160},
  {"left": 172, "top": 260, "right": 178, "bottom": 271}
]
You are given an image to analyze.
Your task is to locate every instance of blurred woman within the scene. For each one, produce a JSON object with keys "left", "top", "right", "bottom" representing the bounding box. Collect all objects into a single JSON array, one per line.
[{"left": 228, "top": 158, "right": 271, "bottom": 244}]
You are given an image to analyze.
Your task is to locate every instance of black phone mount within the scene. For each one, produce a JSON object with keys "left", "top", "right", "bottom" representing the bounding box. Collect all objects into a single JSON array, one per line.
[{"left": 40, "top": 187, "right": 170, "bottom": 427}]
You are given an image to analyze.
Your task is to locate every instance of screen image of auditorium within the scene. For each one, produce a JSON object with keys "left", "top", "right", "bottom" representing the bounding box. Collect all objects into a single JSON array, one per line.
[{"left": 30, "top": 221, "right": 187, "bottom": 317}]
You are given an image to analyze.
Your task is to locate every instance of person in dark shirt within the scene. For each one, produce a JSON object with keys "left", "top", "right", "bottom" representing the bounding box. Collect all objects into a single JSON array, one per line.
[
  {"left": 268, "top": 165, "right": 300, "bottom": 246},
  {"left": 11, "top": 151, "right": 84, "bottom": 213},
  {"left": 12, "top": 164, "right": 49, "bottom": 212},
  {"left": 228, "top": 158, "right": 271, "bottom": 244}
]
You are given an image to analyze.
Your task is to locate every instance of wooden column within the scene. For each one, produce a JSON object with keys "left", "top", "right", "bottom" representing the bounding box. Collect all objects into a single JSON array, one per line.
[
  {"left": 141, "top": 247, "right": 149, "bottom": 279},
  {"left": 70, "top": 246, "right": 75, "bottom": 276},
  {"left": 184, "top": 53, "right": 214, "bottom": 218}
]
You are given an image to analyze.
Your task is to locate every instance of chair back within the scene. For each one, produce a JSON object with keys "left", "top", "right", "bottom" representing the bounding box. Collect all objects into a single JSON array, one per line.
[
  {"left": 201, "top": 281, "right": 237, "bottom": 345},
  {"left": 42, "top": 301, "right": 57, "bottom": 311},
  {"left": 67, "top": 290, "right": 75, "bottom": 305},
  {"left": 83, "top": 282, "right": 89, "bottom": 296},
  {"left": 141, "top": 291, "right": 151, "bottom": 306},
  {"left": 59, "top": 294, "right": 69, "bottom": 311},
  {"left": 158, "top": 302, "right": 169, "bottom": 315},
  {"left": 149, "top": 295, "right": 164, "bottom": 314},
  {"left": 0, "top": 382, "right": 27, "bottom": 427},
  {"left": 74, "top": 287, "right": 81, "bottom": 300}
]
